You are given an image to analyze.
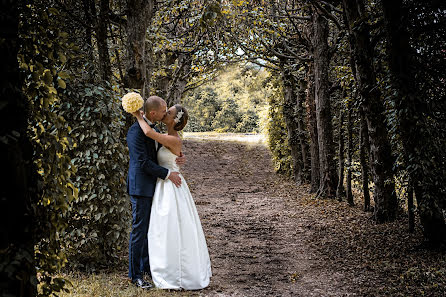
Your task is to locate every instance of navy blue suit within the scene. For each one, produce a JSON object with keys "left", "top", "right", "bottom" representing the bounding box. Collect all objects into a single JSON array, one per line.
[{"left": 126, "top": 122, "right": 168, "bottom": 281}]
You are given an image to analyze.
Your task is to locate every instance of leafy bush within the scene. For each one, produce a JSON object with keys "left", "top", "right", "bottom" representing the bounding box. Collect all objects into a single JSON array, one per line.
[
  {"left": 19, "top": 2, "right": 77, "bottom": 295},
  {"left": 265, "top": 82, "right": 292, "bottom": 176},
  {"left": 61, "top": 83, "right": 130, "bottom": 270}
]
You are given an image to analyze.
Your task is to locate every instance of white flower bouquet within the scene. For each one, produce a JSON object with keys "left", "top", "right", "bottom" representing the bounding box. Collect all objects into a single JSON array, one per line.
[{"left": 122, "top": 92, "right": 143, "bottom": 113}]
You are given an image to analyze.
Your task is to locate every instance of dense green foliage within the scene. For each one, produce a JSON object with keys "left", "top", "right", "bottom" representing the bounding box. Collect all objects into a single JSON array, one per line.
[
  {"left": 61, "top": 82, "right": 130, "bottom": 270},
  {"left": 19, "top": 2, "right": 77, "bottom": 295},
  {"left": 16, "top": 0, "right": 131, "bottom": 294},
  {"left": 183, "top": 65, "right": 271, "bottom": 133},
  {"left": 265, "top": 81, "right": 292, "bottom": 176}
]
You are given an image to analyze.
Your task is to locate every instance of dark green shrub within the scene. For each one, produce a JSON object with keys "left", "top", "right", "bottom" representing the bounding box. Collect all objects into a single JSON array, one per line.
[{"left": 61, "top": 83, "right": 130, "bottom": 270}]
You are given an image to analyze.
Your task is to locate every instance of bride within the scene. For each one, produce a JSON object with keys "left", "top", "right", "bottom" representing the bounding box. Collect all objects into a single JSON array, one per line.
[{"left": 132, "top": 104, "right": 212, "bottom": 290}]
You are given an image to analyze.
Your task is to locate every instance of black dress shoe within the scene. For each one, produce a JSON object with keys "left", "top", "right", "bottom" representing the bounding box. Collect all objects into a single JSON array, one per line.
[{"left": 132, "top": 278, "right": 153, "bottom": 289}]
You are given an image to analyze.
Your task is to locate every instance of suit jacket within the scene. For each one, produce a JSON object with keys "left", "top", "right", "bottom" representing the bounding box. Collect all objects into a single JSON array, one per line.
[{"left": 126, "top": 122, "right": 168, "bottom": 197}]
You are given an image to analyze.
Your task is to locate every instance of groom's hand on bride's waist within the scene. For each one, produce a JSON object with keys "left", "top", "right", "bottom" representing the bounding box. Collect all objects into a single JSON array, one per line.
[
  {"left": 175, "top": 152, "right": 186, "bottom": 166},
  {"left": 168, "top": 172, "right": 182, "bottom": 187}
]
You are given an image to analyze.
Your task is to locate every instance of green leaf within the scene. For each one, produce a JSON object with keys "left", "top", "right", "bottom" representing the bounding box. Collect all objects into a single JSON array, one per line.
[
  {"left": 43, "top": 69, "right": 53, "bottom": 85},
  {"left": 58, "top": 71, "right": 69, "bottom": 79},
  {"left": 58, "top": 78, "right": 66, "bottom": 89},
  {"left": 59, "top": 52, "right": 67, "bottom": 63}
]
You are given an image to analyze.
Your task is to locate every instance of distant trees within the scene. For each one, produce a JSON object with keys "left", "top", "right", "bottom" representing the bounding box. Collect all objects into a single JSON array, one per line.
[{"left": 183, "top": 65, "right": 269, "bottom": 133}]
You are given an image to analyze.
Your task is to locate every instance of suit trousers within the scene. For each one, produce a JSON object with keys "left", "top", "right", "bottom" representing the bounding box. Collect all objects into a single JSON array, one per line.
[{"left": 128, "top": 195, "right": 152, "bottom": 280}]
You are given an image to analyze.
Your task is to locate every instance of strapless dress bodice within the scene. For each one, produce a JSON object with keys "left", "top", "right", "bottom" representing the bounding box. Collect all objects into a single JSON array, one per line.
[{"left": 157, "top": 146, "right": 180, "bottom": 172}]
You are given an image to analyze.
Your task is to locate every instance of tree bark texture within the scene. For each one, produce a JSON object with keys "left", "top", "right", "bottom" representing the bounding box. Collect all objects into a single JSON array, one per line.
[
  {"left": 359, "top": 108, "right": 371, "bottom": 211},
  {"left": 343, "top": 0, "right": 397, "bottom": 222},
  {"left": 407, "top": 183, "right": 415, "bottom": 233},
  {"left": 0, "top": 1, "right": 37, "bottom": 296},
  {"left": 110, "top": 23, "right": 125, "bottom": 84},
  {"left": 297, "top": 78, "right": 311, "bottom": 183},
  {"left": 312, "top": 10, "right": 338, "bottom": 198},
  {"left": 282, "top": 69, "right": 304, "bottom": 185},
  {"left": 165, "top": 52, "right": 192, "bottom": 105},
  {"left": 305, "top": 63, "right": 320, "bottom": 193},
  {"left": 125, "top": 0, "right": 154, "bottom": 90},
  {"left": 381, "top": 0, "right": 446, "bottom": 243},
  {"left": 336, "top": 109, "right": 345, "bottom": 200},
  {"left": 82, "top": 0, "right": 94, "bottom": 63},
  {"left": 97, "top": 0, "right": 112, "bottom": 81},
  {"left": 346, "top": 104, "right": 354, "bottom": 206},
  {"left": 154, "top": 51, "right": 192, "bottom": 106}
]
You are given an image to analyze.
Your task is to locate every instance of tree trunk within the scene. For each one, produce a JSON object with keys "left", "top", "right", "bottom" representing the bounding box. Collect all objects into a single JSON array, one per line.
[
  {"left": 381, "top": 0, "right": 446, "bottom": 243},
  {"left": 110, "top": 23, "right": 124, "bottom": 84},
  {"left": 282, "top": 69, "right": 304, "bottom": 185},
  {"left": 359, "top": 108, "right": 371, "bottom": 211},
  {"left": 305, "top": 63, "right": 320, "bottom": 193},
  {"left": 407, "top": 183, "right": 414, "bottom": 233},
  {"left": 312, "top": 10, "right": 338, "bottom": 198},
  {"left": 346, "top": 104, "right": 354, "bottom": 206},
  {"left": 165, "top": 52, "right": 192, "bottom": 105},
  {"left": 82, "top": 0, "right": 94, "bottom": 63},
  {"left": 125, "top": 0, "right": 154, "bottom": 90},
  {"left": 336, "top": 108, "right": 345, "bottom": 200},
  {"left": 0, "top": 1, "right": 37, "bottom": 296},
  {"left": 297, "top": 78, "right": 311, "bottom": 183},
  {"left": 343, "top": 0, "right": 397, "bottom": 222},
  {"left": 96, "top": 0, "right": 112, "bottom": 81}
]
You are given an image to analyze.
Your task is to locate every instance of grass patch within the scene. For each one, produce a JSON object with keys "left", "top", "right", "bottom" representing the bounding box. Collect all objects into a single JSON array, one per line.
[
  {"left": 59, "top": 271, "right": 199, "bottom": 297},
  {"left": 183, "top": 132, "right": 266, "bottom": 145}
]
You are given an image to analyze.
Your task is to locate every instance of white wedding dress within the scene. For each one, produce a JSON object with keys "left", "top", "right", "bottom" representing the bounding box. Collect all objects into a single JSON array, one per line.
[{"left": 148, "top": 146, "right": 212, "bottom": 290}]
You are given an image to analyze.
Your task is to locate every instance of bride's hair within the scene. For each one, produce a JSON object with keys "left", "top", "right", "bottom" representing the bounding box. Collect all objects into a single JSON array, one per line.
[{"left": 173, "top": 104, "right": 188, "bottom": 131}]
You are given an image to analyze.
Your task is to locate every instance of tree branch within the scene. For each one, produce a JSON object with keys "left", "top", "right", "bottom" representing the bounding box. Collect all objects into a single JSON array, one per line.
[{"left": 312, "top": 1, "right": 342, "bottom": 30}]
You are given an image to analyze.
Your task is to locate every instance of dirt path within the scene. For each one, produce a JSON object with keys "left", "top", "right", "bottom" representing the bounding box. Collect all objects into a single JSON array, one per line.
[
  {"left": 62, "top": 137, "right": 443, "bottom": 296},
  {"left": 181, "top": 139, "right": 356, "bottom": 296}
]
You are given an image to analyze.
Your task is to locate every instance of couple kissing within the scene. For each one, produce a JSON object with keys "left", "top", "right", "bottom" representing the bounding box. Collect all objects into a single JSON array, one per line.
[{"left": 125, "top": 95, "right": 212, "bottom": 290}]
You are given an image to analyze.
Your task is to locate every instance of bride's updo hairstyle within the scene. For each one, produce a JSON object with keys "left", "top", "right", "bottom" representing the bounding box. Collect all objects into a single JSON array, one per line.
[{"left": 173, "top": 104, "right": 188, "bottom": 131}]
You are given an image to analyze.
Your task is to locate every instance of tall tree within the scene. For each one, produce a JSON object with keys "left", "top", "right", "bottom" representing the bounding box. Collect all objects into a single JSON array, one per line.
[
  {"left": 296, "top": 77, "right": 311, "bottom": 182},
  {"left": 124, "top": 0, "right": 154, "bottom": 92},
  {"left": 282, "top": 66, "right": 305, "bottom": 185},
  {"left": 336, "top": 108, "right": 345, "bottom": 200},
  {"left": 305, "top": 62, "right": 320, "bottom": 193},
  {"left": 346, "top": 102, "right": 354, "bottom": 206},
  {"left": 359, "top": 108, "right": 371, "bottom": 211},
  {"left": 312, "top": 8, "right": 338, "bottom": 198},
  {"left": 97, "top": 0, "right": 113, "bottom": 81},
  {"left": 342, "top": 0, "right": 398, "bottom": 222}
]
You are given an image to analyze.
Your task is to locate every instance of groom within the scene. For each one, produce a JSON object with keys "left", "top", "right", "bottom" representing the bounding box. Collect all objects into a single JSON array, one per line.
[{"left": 126, "top": 95, "right": 184, "bottom": 289}]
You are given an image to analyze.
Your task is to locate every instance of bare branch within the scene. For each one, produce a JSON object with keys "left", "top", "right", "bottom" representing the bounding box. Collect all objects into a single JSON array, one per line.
[
  {"left": 312, "top": 1, "right": 343, "bottom": 30},
  {"left": 320, "top": 1, "right": 343, "bottom": 14}
]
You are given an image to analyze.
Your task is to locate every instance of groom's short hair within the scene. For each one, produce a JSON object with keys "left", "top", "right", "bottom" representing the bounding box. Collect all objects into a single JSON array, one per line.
[{"left": 144, "top": 96, "right": 164, "bottom": 112}]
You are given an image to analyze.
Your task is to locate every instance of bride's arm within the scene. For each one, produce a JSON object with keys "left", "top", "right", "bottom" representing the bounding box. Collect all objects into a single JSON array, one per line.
[{"left": 132, "top": 111, "right": 181, "bottom": 150}]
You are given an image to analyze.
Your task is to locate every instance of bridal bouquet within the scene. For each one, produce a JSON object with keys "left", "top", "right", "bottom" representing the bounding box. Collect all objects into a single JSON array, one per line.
[{"left": 122, "top": 92, "right": 143, "bottom": 113}]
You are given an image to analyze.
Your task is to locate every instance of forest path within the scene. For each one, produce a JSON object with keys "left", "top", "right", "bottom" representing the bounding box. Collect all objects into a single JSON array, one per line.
[
  {"left": 62, "top": 137, "right": 440, "bottom": 297},
  {"left": 181, "top": 138, "right": 356, "bottom": 296}
]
